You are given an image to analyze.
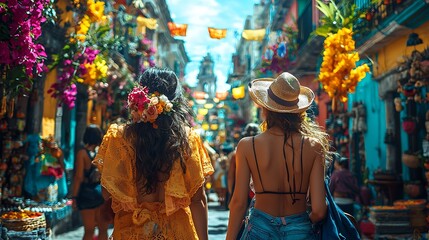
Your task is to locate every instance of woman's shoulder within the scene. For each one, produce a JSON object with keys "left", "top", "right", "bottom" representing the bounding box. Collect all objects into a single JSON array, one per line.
[
  {"left": 236, "top": 136, "right": 254, "bottom": 152},
  {"left": 304, "top": 135, "right": 323, "bottom": 149},
  {"left": 105, "top": 123, "right": 125, "bottom": 138}
]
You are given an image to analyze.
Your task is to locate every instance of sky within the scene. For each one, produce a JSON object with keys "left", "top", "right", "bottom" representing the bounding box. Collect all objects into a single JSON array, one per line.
[{"left": 165, "top": 0, "right": 256, "bottom": 92}]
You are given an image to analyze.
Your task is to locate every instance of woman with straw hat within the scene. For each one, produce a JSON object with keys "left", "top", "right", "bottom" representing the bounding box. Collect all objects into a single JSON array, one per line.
[{"left": 226, "top": 72, "right": 330, "bottom": 239}]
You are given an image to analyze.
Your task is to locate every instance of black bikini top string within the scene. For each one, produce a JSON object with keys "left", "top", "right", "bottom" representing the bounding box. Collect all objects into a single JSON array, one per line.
[
  {"left": 253, "top": 137, "right": 265, "bottom": 192},
  {"left": 299, "top": 136, "right": 304, "bottom": 195},
  {"left": 283, "top": 135, "right": 295, "bottom": 204}
]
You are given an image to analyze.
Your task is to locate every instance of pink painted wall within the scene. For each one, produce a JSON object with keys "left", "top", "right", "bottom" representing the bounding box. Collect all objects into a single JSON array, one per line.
[{"left": 285, "top": 1, "right": 298, "bottom": 29}]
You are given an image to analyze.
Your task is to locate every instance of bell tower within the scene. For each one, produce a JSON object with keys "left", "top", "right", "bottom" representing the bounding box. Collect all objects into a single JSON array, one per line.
[{"left": 196, "top": 53, "right": 217, "bottom": 99}]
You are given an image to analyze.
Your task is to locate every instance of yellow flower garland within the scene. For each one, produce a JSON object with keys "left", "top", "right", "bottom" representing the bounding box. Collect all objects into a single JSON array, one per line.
[
  {"left": 73, "top": 0, "right": 106, "bottom": 42},
  {"left": 318, "top": 28, "right": 370, "bottom": 103},
  {"left": 81, "top": 55, "right": 108, "bottom": 86}
]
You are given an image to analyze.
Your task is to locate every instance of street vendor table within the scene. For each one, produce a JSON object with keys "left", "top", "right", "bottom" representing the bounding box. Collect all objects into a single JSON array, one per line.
[{"left": 368, "top": 180, "right": 403, "bottom": 205}]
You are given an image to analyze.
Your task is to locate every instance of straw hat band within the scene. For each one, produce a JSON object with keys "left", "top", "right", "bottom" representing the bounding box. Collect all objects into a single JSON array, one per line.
[{"left": 267, "top": 88, "right": 299, "bottom": 107}]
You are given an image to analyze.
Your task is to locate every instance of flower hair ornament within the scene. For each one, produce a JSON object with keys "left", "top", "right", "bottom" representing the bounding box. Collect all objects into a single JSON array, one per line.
[{"left": 127, "top": 86, "right": 174, "bottom": 128}]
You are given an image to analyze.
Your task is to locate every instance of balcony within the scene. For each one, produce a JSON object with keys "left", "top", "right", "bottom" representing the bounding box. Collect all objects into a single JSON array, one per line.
[
  {"left": 296, "top": 1, "right": 313, "bottom": 47},
  {"left": 289, "top": 1, "right": 323, "bottom": 76},
  {"left": 355, "top": 0, "right": 429, "bottom": 55},
  {"left": 271, "top": 0, "right": 293, "bottom": 30}
]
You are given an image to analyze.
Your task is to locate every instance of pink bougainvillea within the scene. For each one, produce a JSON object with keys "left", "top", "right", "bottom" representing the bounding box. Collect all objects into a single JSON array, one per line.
[{"left": 0, "top": 0, "right": 51, "bottom": 95}]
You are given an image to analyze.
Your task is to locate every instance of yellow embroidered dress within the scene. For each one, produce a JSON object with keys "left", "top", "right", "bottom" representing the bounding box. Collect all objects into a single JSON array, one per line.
[{"left": 93, "top": 124, "right": 214, "bottom": 239}]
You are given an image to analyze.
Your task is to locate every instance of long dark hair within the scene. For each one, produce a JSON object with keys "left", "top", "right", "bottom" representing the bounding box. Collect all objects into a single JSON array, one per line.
[
  {"left": 124, "top": 68, "right": 194, "bottom": 194},
  {"left": 265, "top": 111, "right": 331, "bottom": 165}
]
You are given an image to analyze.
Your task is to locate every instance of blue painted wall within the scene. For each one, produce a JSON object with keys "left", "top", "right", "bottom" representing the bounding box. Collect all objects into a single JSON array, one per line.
[
  {"left": 348, "top": 72, "right": 413, "bottom": 181},
  {"left": 348, "top": 73, "right": 387, "bottom": 177}
]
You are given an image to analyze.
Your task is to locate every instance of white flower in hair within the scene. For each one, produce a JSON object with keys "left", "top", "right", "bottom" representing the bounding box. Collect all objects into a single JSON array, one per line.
[
  {"left": 159, "top": 95, "right": 168, "bottom": 103},
  {"left": 165, "top": 102, "right": 173, "bottom": 111},
  {"left": 150, "top": 96, "right": 159, "bottom": 105}
]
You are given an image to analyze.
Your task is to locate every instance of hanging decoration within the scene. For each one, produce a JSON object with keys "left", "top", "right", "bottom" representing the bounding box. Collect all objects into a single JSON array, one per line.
[
  {"left": 168, "top": 22, "right": 188, "bottom": 37},
  {"left": 396, "top": 48, "right": 429, "bottom": 107},
  {"left": 208, "top": 27, "right": 227, "bottom": 40},
  {"left": 136, "top": 16, "right": 158, "bottom": 35},
  {"left": 242, "top": 29, "right": 266, "bottom": 41},
  {"left": 318, "top": 28, "right": 370, "bottom": 109},
  {"left": 232, "top": 85, "right": 245, "bottom": 100}
]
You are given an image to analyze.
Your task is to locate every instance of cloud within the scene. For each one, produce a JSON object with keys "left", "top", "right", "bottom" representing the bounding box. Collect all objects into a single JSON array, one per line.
[{"left": 166, "top": 0, "right": 253, "bottom": 92}]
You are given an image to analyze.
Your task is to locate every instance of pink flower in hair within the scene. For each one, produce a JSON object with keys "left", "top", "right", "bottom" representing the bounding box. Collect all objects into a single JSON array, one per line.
[{"left": 127, "top": 86, "right": 150, "bottom": 112}]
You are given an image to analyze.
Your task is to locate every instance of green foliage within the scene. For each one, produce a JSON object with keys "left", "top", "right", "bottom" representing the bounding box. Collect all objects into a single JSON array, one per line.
[
  {"left": 314, "top": 0, "right": 366, "bottom": 37},
  {"left": 0, "top": 65, "right": 34, "bottom": 98}
]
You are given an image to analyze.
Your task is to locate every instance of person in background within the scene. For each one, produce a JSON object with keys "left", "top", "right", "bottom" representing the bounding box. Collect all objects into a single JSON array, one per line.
[
  {"left": 93, "top": 67, "right": 214, "bottom": 239},
  {"left": 214, "top": 155, "right": 229, "bottom": 208},
  {"left": 72, "top": 125, "right": 109, "bottom": 240},
  {"left": 228, "top": 123, "right": 260, "bottom": 200},
  {"left": 329, "top": 155, "right": 360, "bottom": 217},
  {"left": 227, "top": 72, "right": 329, "bottom": 239},
  {"left": 227, "top": 123, "right": 260, "bottom": 238}
]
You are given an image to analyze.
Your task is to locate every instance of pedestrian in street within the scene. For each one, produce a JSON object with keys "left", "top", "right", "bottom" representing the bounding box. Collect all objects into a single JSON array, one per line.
[
  {"left": 72, "top": 124, "right": 110, "bottom": 240},
  {"left": 93, "top": 67, "right": 214, "bottom": 240},
  {"left": 329, "top": 155, "right": 360, "bottom": 217},
  {"left": 227, "top": 72, "right": 330, "bottom": 239},
  {"left": 227, "top": 123, "right": 260, "bottom": 237}
]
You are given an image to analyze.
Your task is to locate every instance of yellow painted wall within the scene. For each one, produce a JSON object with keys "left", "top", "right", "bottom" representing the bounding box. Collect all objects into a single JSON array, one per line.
[
  {"left": 86, "top": 100, "right": 103, "bottom": 126},
  {"left": 42, "top": 69, "right": 58, "bottom": 138},
  {"left": 57, "top": 0, "right": 74, "bottom": 28},
  {"left": 372, "top": 21, "right": 429, "bottom": 76}
]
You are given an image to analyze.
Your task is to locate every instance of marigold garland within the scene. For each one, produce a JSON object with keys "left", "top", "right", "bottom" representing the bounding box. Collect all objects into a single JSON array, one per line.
[{"left": 318, "top": 28, "right": 370, "bottom": 104}]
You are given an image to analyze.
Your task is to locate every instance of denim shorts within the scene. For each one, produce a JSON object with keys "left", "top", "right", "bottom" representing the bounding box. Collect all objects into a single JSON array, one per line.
[{"left": 240, "top": 208, "right": 315, "bottom": 240}]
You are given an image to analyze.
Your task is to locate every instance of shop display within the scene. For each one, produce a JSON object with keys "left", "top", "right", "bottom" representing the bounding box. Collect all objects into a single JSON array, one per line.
[
  {"left": 394, "top": 199, "right": 427, "bottom": 233},
  {"left": 370, "top": 205, "right": 412, "bottom": 236},
  {"left": 0, "top": 94, "right": 71, "bottom": 237}
]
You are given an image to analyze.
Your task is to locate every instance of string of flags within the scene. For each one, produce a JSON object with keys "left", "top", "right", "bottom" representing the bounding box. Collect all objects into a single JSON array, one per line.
[{"left": 136, "top": 16, "right": 266, "bottom": 41}]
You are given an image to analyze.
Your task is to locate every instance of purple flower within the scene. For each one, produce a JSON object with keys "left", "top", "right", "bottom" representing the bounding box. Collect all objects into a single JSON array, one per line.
[
  {"left": 142, "top": 38, "right": 152, "bottom": 45},
  {"left": 84, "top": 47, "right": 100, "bottom": 63}
]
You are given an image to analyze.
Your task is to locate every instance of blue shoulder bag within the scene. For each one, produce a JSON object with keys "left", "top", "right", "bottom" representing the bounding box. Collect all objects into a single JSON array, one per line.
[{"left": 313, "top": 156, "right": 361, "bottom": 240}]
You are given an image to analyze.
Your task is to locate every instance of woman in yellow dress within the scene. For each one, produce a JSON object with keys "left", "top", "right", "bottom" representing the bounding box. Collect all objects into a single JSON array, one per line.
[{"left": 93, "top": 68, "right": 214, "bottom": 239}]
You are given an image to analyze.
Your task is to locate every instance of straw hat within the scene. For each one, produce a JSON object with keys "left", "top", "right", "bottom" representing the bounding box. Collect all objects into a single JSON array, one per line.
[{"left": 248, "top": 72, "right": 315, "bottom": 113}]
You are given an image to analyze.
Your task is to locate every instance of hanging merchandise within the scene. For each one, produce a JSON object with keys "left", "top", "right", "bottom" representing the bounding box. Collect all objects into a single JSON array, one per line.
[
  {"left": 208, "top": 27, "right": 227, "bottom": 40},
  {"left": 168, "top": 22, "right": 188, "bottom": 37},
  {"left": 40, "top": 143, "right": 64, "bottom": 180},
  {"left": 350, "top": 102, "right": 367, "bottom": 133},
  {"left": 242, "top": 29, "right": 266, "bottom": 41}
]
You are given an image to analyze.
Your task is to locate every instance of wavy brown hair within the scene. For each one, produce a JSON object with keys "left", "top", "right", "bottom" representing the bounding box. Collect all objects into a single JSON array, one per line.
[
  {"left": 265, "top": 110, "right": 332, "bottom": 165},
  {"left": 124, "top": 68, "right": 194, "bottom": 194}
]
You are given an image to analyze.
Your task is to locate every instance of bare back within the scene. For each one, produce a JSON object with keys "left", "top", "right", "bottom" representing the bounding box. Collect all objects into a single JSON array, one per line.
[{"left": 240, "top": 130, "right": 324, "bottom": 217}]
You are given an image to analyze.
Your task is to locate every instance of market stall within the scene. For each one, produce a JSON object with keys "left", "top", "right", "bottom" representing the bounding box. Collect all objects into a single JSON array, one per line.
[{"left": 0, "top": 95, "right": 72, "bottom": 238}]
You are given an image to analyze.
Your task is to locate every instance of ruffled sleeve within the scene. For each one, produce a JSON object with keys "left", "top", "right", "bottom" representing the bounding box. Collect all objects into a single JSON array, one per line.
[
  {"left": 93, "top": 124, "right": 138, "bottom": 212},
  {"left": 164, "top": 129, "right": 214, "bottom": 216}
]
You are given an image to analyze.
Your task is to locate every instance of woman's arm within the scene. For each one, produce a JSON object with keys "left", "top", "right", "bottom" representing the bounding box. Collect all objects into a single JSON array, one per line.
[
  {"left": 226, "top": 140, "right": 250, "bottom": 240},
  {"left": 227, "top": 152, "right": 236, "bottom": 194},
  {"left": 309, "top": 146, "right": 327, "bottom": 223},
  {"left": 190, "top": 186, "right": 208, "bottom": 240},
  {"left": 71, "top": 150, "right": 85, "bottom": 201}
]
